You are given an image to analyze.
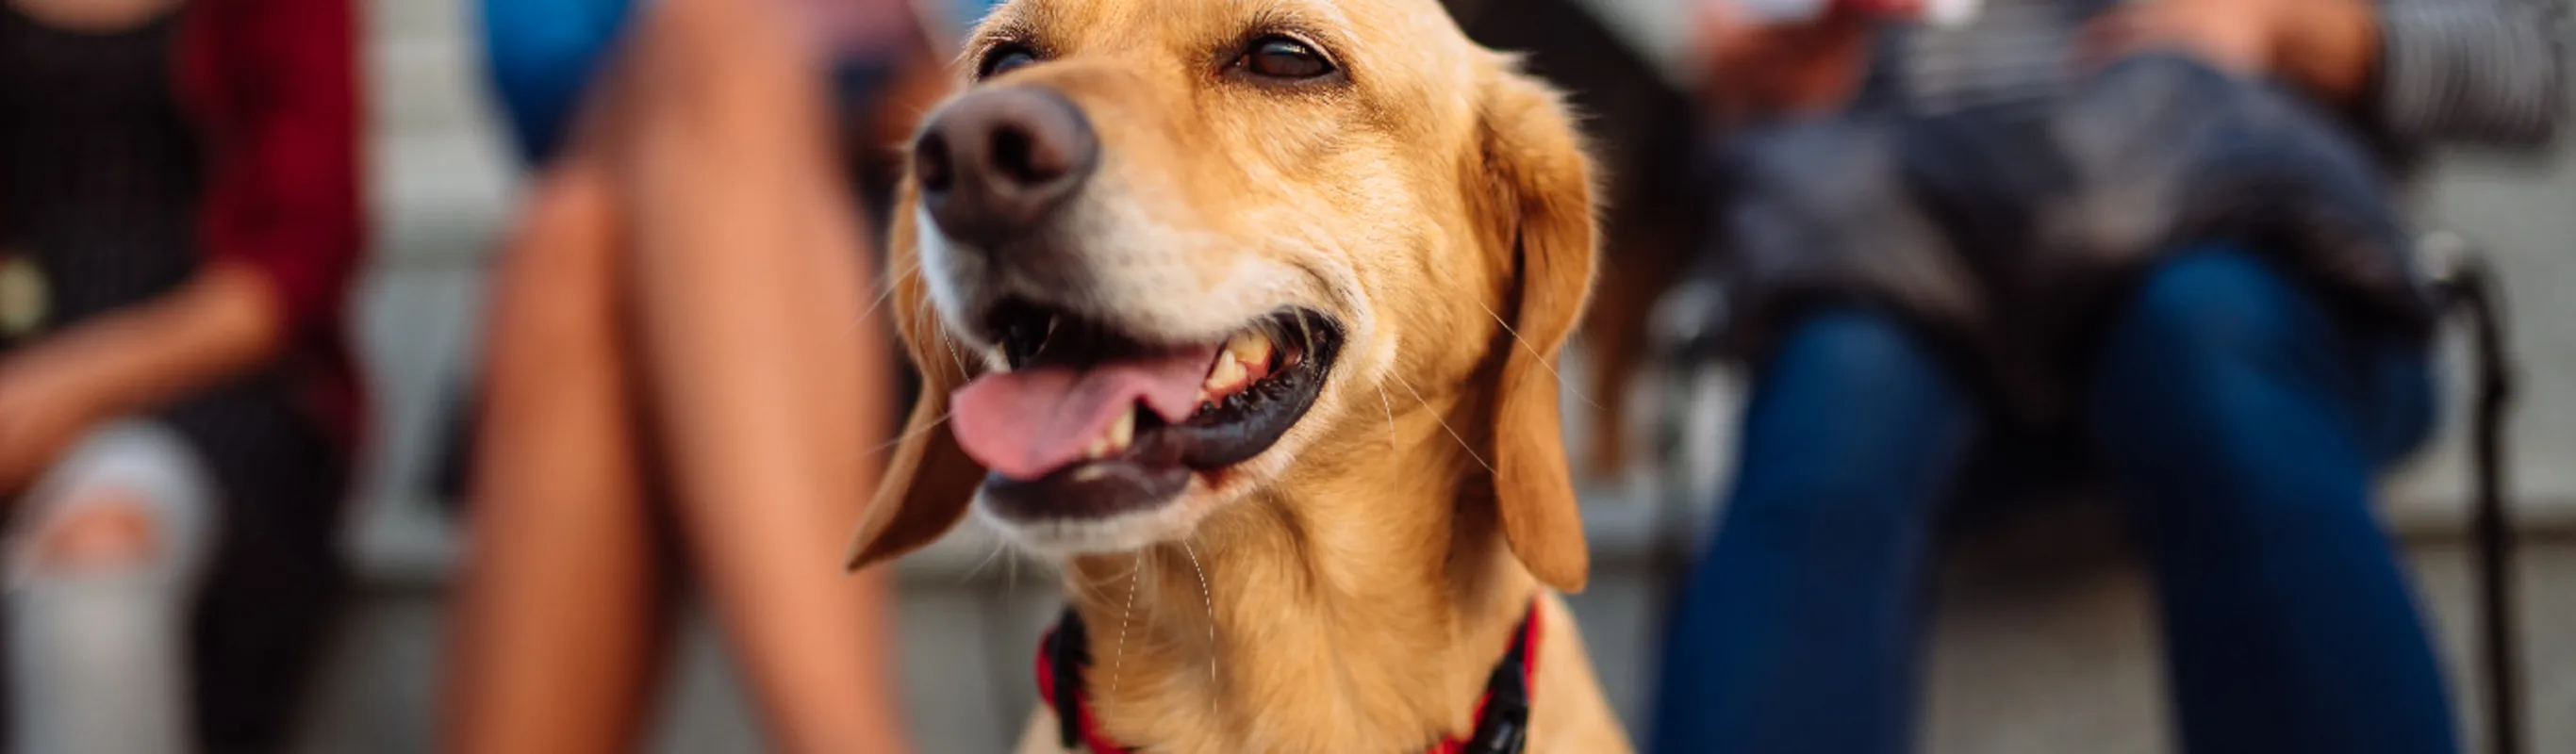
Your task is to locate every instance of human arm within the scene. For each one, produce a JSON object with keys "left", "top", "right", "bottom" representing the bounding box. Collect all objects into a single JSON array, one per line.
[
  {"left": 0, "top": 262, "right": 283, "bottom": 492},
  {"left": 188, "top": 0, "right": 364, "bottom": 342},
  {"left": 1689, "top": 0, "right": 1920, "bottom": 123},
  {"left": 0, "top": 0, "right": 361, "bottom": 493},
  {"left": 2084, "top": 0, "right": 2566, "bottom": 148}
]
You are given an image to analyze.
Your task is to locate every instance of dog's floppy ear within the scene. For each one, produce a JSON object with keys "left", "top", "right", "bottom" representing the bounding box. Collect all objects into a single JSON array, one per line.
[
  {"left": 846, "top": 189, "right": 992, "bottom": 570},
  {"left": 1473, "top": 61, "right": 1598, "bottom": 592}
]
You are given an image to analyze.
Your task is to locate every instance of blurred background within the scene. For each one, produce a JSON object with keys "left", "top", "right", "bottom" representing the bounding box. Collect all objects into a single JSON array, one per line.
[
  {"left": 7, "top": 0, "right": 2576, "bottom": 751},
  {"left": 332, "top": 0, "right": 2576, "bottom": 751}
]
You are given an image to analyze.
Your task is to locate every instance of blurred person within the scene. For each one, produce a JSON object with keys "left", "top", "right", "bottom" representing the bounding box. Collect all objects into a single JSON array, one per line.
[
  {"left": 1651, "top": 0, "right": 2564, "bottom": 752},
  {"left": 0, "top": 0, "right": 364, "bottom": 750},
  {"left": 438, "top": 0, "right": 953, "bottom": 751}
]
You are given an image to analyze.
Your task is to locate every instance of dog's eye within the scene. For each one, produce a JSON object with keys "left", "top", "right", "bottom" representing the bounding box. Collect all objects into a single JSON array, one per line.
[
  {"left": 979, "top": 45, "right": 1040, "bottom": 79},
  {"left": 1237, "top": 37, "right": 1334, "bottom": 80}
]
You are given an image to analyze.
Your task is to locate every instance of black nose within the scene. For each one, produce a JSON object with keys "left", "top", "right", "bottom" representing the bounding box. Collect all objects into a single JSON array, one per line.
[{"left": 913, "top": 87, "right": 1098, "bottom": 246}]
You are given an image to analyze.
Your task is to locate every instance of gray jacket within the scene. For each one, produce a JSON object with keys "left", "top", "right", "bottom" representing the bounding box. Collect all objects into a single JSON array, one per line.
[{"left": 1707, "top": 0, "right": 2568, "bottom": 424}]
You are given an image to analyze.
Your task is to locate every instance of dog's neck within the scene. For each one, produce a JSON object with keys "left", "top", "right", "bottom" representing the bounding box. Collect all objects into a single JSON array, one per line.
[{"left": 1056, "top": 386, "right": 1535, "bottom": 753}]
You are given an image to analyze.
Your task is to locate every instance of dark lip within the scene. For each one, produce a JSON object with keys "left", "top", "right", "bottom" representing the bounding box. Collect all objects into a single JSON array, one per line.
[{"left": 976, "top": 308, "right": 1344, "bottom": 525}]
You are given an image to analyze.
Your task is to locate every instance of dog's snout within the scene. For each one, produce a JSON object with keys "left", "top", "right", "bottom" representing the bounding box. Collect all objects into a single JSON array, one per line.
[{"left": 914, "top": 88, "right": 1098, "bottom": 245}]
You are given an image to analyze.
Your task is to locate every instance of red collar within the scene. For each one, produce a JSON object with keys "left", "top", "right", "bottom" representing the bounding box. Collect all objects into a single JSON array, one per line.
[{"left": 1034, "top": 600, "right": 1543, "bottom": 754}]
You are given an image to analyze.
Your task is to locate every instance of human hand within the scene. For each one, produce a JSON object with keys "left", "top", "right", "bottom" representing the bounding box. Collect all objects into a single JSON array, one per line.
[
  {"left": 0, "top": 347, "right": 115, "bottom": 494},
  {"left": 1692, "top": 0, "right": 1920, "bottom": 123},
  {"left": 0, "top": 262, "right": 282, "bottom": 495},
  {"left": 2078, "top": 0, "right": 2379, "bottom": 104}
]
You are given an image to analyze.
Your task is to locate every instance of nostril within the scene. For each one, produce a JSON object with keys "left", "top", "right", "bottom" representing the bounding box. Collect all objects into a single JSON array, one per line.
[
  {"left": 989, "top": 123, "right": 1065, "bottom": 186},
  {"left": 914, "top": 89, "right": 1096, "bottom": 243},
  {"left": 915, "top": 132, "right": 955, "bottom": 192}
]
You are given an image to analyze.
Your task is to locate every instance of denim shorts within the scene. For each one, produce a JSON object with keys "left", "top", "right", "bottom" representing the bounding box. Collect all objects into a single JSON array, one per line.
[{"left": 478, "top": 0, "right": 939, "bottom": 165}]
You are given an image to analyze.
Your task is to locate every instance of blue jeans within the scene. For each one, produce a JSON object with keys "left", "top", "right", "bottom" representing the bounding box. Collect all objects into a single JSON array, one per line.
[{"left": 1649, "top": 248, "right": 2456, "bottom": 753}]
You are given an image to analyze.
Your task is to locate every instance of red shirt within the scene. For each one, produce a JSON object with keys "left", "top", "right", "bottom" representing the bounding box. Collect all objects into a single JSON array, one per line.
[{"left": 178, "top": 0, "right": 369, "bottom": 448}]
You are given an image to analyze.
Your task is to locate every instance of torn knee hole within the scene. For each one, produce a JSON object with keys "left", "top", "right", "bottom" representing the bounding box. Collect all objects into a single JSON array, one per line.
[{"left": 31, "top": 498, "right": 162, "bottom": 572}]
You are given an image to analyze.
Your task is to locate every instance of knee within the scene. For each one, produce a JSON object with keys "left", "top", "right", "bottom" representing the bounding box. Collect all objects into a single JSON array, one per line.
[
  {"left": 490, "top": 172, "right": 620, "bottom": 352},
  {"left": 1756, "top": 309, "right": 1973, "bottom": 447},
  {"left": 1766, "top": 309, "right": 1954, "bottom": 389},
  {"left": 2103, "top": 249, "right": 2318, "bottom": 370},
  {"left": 505, "top": 169, "right": 618, "bottom": 270},
  {"left": 26, "top": 494, "right": 162, "bottom": 576},
  {"left": 9, "top": 424, "right": 211, "bottom": 584},
  {"left": 1725, "top": 309, "right": 1968, "bottom": 549}
]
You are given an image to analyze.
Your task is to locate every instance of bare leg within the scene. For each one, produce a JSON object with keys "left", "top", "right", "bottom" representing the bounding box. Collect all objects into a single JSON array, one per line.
[
  {"left": 598, "top": 0, "right": 910, "bottom": 749},
  {"left": 446, "top": 0, "right": 913, "bottom": 747},
  {"left": 442, "top": 163, "right": 675, "bottom": 754}
]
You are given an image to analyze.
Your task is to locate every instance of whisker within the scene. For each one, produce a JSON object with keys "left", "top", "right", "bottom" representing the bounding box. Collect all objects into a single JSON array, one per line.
[
  {"left": 1058, "top": 560, "right": 1126, "bottom": 606},
  {"left": 849, "top": 409, "right": 953, "bottom": 466},
  {"left": 1253, "top": 317, "right": 1281, "bottom": 353},
  {"left": 849, "top": 260, "right": 919, "bottom": 336},
  {"left": 931, "top": 311, "right": 976, "bottom": 382},
  {"left": 1181, "top": 542, "right": 1217, "bottom": 689},
  {"left": 1111, "top": 550, "right": 1143, "bottom": 697},
  {"left": 1389, "top": 372, "right": 1494, "bottom": 475},
  {"left": 958, "top": 537, "right": 1010, "bottom": 585},
  {"left": 1473, "top": 298, "right": 1599, "bottom": 410},
  {"left": 1374, "top": 385, "right": 1399, "bottom": 451},
  {"left": 900, "top": 271, "right": 971, "bottom": 381},
  {"left": 1002, "top": 543, "right": 1020, "bottom": 596},
  {"left": 1293, "top": 311, "right": 1314, "bottom": 365}
]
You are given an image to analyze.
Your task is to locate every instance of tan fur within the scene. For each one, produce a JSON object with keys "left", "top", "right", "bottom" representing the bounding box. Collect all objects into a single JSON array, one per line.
[{"left": 847, "top": 0, "right": 1630, "bottom": 749}]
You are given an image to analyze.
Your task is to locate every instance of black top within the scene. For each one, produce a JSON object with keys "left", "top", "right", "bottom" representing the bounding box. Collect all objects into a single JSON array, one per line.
[{"left": 0, "top": 6, "right": 203, "bottom": 341}]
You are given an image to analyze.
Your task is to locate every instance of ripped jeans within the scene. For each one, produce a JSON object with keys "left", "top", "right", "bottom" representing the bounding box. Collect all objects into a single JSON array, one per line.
[{"left": 7, "top": 420, "right": 218, "bottom": 754}]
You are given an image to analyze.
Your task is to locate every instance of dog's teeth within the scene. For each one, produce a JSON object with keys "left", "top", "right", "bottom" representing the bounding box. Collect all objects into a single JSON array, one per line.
[
  {"left": 1105, "top": 406, "right": 1135, "bottom": 452},
  {"left": 1204, "top": 351, "right": 1247, "bottom": 392},
  {"left": 1226, "top": 331, "right": 1272, "bottom": 369},
  {"left": 1084, "top": 407, "right": 1137, "bottom": 460}
]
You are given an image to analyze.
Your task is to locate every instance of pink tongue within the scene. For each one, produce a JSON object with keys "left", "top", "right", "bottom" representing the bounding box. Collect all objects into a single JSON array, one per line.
[{"left": 949, "top": 344, "right": 1220, "bottom": 481}]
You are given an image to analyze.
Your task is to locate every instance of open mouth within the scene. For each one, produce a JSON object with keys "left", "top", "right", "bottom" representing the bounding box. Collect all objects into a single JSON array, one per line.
[{"left": 945, "top": 303, "right": 1344, "bottom": 524}]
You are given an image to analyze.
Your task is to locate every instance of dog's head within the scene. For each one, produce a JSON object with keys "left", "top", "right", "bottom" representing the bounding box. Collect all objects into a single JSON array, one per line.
[{"left": 847, "top": 0, "right": 1596, "bottom": 590}]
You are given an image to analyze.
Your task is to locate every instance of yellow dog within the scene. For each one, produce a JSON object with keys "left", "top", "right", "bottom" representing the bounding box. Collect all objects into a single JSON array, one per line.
[{"left": 848, "top": 0, "right": 1628, "bottom": 749}]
